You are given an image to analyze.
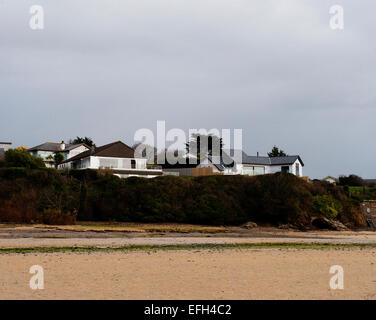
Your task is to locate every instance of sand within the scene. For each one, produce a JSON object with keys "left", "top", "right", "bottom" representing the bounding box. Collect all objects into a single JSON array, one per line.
[{"left": 1, "top": 248, "right": 376, "bottom": 300}]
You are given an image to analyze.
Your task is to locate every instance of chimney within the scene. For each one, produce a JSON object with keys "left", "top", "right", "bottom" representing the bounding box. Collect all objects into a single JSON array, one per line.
[
  {"left": 60, "top": 141, "right": 65, "bottom": 150},
  {"left": 257, "top": 152, "right": 259, "bottom": 157}
]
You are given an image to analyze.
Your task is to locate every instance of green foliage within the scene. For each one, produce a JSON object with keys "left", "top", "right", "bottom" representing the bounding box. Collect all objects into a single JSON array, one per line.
[
  {"left": 4, "top": 149, "right": 45, "bottom": 169},
  {"left": 268, "top": 146, "right": 287, "bottom": 157},
  {"left": 311, "top": 195, "right": 338, "bottom": 219},
  {"left": 53, "top": 152, "right": 64, "bottom": 168},
  {"left": 0, "top": 169, "right": 364, "bottom": 228}
]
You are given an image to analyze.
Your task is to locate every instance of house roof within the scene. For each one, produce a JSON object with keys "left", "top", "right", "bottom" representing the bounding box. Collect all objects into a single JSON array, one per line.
[
  {"left": 0, "top": 142, "right": 12, "bottom": 145},
  {"left": 61, "top": 141, "right": 135, "bottom": 163},
  {"left": 242, "top": 154, "right": 304, "bottom": 166},
  {"left": 28, "top": 142, "right": 89, "bottom": 153}
]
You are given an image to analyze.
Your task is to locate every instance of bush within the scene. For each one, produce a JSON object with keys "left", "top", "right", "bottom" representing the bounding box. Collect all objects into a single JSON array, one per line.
[
  {"left": 0, "top": 169, "right": 365, "bottom": 228},
  {"left": 4, "top": 149, "right": 45, "bottom": 169},
  {"left": 311, "top": 195, "right": 338, "bottom": 219}
]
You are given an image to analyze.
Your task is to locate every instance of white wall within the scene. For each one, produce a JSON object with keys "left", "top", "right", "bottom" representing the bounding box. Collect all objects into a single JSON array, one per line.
[
  {"left": 67, "top": 145, "right": 89, "bottom": 159},
  {"left": 0, "top": 143, "right": 11, "bottom": 151}
]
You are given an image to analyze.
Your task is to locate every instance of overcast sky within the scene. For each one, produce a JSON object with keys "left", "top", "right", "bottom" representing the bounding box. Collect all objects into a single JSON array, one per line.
[{"left": 0, "top": 0, "right": 375, "bottom": 178}]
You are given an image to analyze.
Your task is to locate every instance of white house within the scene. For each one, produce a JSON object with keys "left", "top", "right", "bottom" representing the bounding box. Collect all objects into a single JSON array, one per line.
[
  {"left": 0, "top": 142, "right": 12, "bottom": 161},
  {"left": 162, "top": 150, "right": 304, "bottom": 177},
  {"left": 235, "top": 153, "right": 304, "bottom": 177},
  {"left": 0, "top": 142, "right": 12, "bottom": 152},
  {"left": 27, "top": 141, "right": 90, "bottom": 168},
  {"left": 58, "top": 141, "right": 163, "bottom": 178}
]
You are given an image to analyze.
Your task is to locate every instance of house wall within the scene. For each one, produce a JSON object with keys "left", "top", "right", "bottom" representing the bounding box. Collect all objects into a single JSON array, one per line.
[
  {"left": 0, "top": 143, "right": 12, "bottom": 152},
  {"left": 90, "top": 156, "right": 147, "bottom": 170},
  {"left": 67, "top": 145, "right": 89, "bottom": 159},
  {"left": 237, "top": 160, "right": 303, "bottom": 177}
]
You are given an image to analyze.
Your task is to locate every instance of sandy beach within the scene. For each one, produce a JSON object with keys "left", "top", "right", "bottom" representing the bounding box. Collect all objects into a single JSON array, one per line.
[
  {"left": 1, "top": 248, "right": 376, "bottom": 300},
  {"left": 0, "top": 224, "right": 375, "bottom": 299}
]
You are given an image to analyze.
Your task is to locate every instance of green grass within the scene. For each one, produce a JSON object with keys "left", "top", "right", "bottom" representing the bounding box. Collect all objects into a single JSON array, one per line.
[
  {"left": 2, "top": 242, "right": 376, "bottom": 254},
  {"left": 349, "top": 186, "right": 370, "bottom": 193}
]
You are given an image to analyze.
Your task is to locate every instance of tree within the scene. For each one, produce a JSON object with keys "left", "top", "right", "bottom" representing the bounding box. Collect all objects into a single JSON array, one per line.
[
  {"left": 132, "top": 143, "right": 157, "bottom": 163},
  {"left": 69, "top": 137, "right": 96, "bottom": 148},
  {"left": 53, "top": 153, "right": 64, "bottom": 168},
  {"left": 4, "top": 149, "right": 45, "bottom": 169},
  {"left": 338, "top": 174, "right": 364, "bottom": 187},
  {"left": 268, "top": 146, "right": 287, "bottom": 157},
  {"left": 185, "top": 134, "right": 223, "bottom": 161}
]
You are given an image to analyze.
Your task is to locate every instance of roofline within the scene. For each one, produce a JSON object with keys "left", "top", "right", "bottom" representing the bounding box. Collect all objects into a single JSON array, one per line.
[{"left": 60, "top": 141, "right": 135, "bottom": 164}]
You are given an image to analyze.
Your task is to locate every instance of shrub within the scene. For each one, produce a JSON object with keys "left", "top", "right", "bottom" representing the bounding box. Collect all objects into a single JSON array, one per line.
[
  {"left": 311, "top": 195, "right": 338, "bottom": 219},
  {"left": 4, "top": 149, "right": 45, "bottom": 169}
]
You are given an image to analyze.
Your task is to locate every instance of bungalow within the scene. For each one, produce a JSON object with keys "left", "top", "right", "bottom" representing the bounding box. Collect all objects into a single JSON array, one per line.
[
  {"left": 27, "top": 141, "right": 90, "bottom": 168},
  {"left": 237, "top": 153, "right": 304, "bottom": 177},
  {"left": 58, "top": 141, "right": 163, "bottom": 178}
]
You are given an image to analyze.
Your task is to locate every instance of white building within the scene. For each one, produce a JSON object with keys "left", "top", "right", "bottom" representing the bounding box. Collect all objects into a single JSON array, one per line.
[
  {"left": 27, "top": 141, "right": 90, "bottom": 168},
  {"left": 163, "top": 150, "right": 304, "bottom": 177},
  {"left": 0, "top": 142, "right": 12, "bottom": 161},
  {"left": 0, "top": 142, "right": 12, "bottom": 152},
  {"left": 58, "top": 141, "right": 163, "bottom": 178}
]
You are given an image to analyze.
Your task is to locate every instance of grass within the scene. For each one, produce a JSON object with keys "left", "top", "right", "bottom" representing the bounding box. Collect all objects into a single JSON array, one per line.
[{"left": 2, "top": 242, "right": 376, "bottom": 254}]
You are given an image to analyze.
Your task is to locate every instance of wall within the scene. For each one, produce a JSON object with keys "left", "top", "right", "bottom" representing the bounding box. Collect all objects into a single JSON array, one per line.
[
  {"left": 0, "top": 143, "right": 11, "bottom": 151},
  {"left": 67, "top": 145, "right": 89, "bottom": 159}
]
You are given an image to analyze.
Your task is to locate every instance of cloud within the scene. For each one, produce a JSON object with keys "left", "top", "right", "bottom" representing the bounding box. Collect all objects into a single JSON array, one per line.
[{"left": 0, "top": 0, "right": 375, "bottom": 178}]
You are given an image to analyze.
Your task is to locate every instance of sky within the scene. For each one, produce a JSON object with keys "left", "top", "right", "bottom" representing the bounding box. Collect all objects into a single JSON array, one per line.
[{"left": 0, "top": 0, "right": 375, "bottom": 178}]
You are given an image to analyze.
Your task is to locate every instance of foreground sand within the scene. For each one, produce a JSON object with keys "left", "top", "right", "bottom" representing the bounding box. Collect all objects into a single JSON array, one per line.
[{"left": 1, "top": 248, "right": 376, "bottom": 299}]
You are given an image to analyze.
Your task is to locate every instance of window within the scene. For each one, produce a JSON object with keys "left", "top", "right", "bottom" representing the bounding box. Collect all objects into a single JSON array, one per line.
[
  {"left": 243, "top": 165, "right": 265, "bottom": 176},
  {"left": 243, "top": 165, "right": 253, "bottom": 176},
  {"left": 99, "top": 158, "right": 118, "bottom": 168},
  {"left": 295, "top": 163, "right": 300, "bottom": 176},
  {"left": 254, "top": 167, "right": 265, "bottom": 175},
  {"left": 131, "top": 160, "right": 136, "bottom": 169},
  {"left": 281, "top": 166, "right": 289, "bottom": 173}
]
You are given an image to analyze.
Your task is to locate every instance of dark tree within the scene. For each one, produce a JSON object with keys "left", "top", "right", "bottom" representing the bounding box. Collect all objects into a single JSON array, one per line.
[
  {"left": 268, "top": 146, "right": 287, "bottom": 157},
  {"left": 70, "top": 137, "right": 96, "bottom": 148},
  {"left": 338, "top": 174, "right": 364, "bottom": 187},
  {"left": 53, "top": 153, "right": 64, "bottom": 168},
  {"left": 185, "top": 134, "right": 224, "bottom": 160}
]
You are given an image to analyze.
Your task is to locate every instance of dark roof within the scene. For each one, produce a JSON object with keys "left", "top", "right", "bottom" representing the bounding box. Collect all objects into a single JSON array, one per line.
[
  {"left": 242, "top": 154, "right": 304, "bottom": 166},
  {"left": 61, "top": 141, "right": 135, "bottom": 164},
  {"left": 0, "top": 142, "right": 11, "bottom": 145},
  {"left": 28, "top": 142, "right": 88, "bottom": 152}
]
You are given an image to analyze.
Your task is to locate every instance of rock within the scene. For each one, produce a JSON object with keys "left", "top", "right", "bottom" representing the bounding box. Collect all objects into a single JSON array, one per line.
[
  {"left": 242, "top": 222, "right": 258, "bottom": 229},
  {"left": 311, "top": 217, "right": 348, "bottom": 231}
]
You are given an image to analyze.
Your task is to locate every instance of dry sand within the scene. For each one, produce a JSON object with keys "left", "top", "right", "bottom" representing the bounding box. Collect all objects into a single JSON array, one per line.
[
  {"left": 1, "top": 248, "right": 376, "bottom": 300},
  {"left": 1, "top": 225, "right": 376, "bottom": 300}
]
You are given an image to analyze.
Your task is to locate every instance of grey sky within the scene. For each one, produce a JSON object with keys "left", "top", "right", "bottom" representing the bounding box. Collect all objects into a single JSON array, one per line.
[{"left": 0, "top": 0, "right": 375, "bottom": 178}]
